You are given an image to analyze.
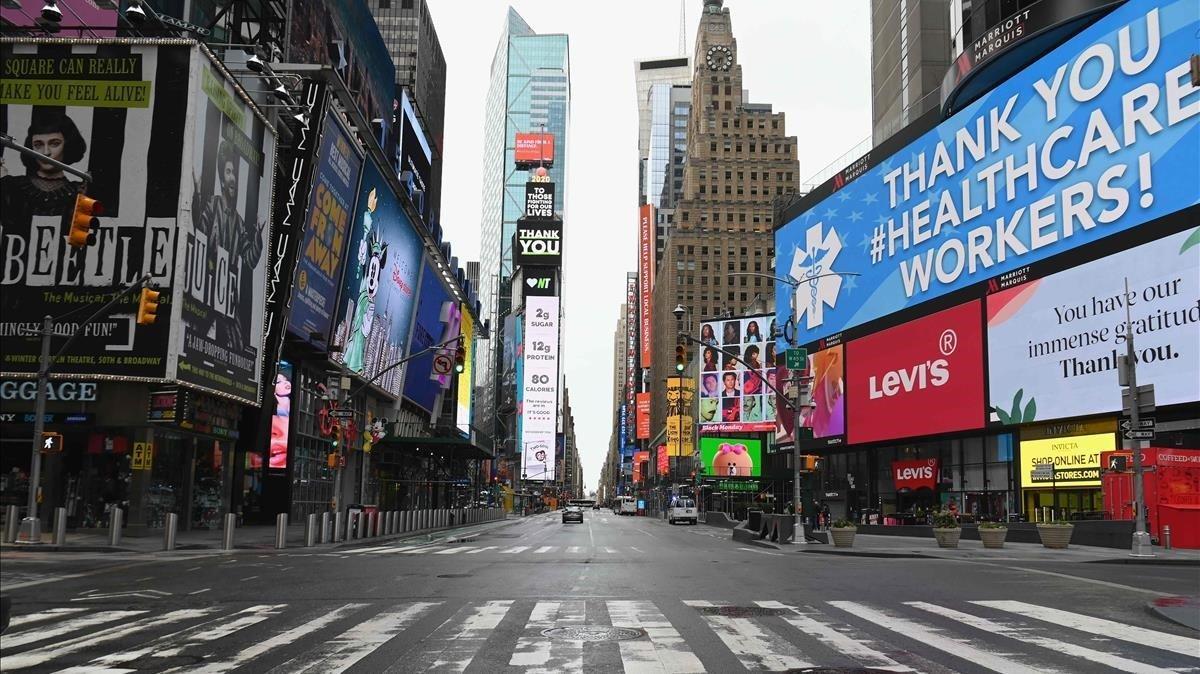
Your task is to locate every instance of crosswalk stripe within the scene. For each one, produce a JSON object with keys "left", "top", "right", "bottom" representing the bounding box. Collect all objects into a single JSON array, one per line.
[
  {"left": 399, "top": 600, "right": 512, "bottom": 672},
  {"left": 347, "top": 545, "right": 395, "bottom": 554},
  {"left": 500, "top": 546, "right": 530, "bottom": 554},
  {"left": 684, "top": 600, "right": 812, "bottom": 671},
  {"left": 567, "top": 546, "right": 582, "bottom": 553},
  {"left": 829, "top": 601, "right": 1061, "bottom": 674},
  {"left": 160, "top": 604, "right": 370, "bottom": 674},
  {"left": 366, "top": 545, "right": 424, "bottom": 555},
  {"left": 270, "top": 601, "right": 440, "bottom": 674},
  {"left": 758, "top": 601, "right": 913, "bottom": 672},
  {"left": 433, "top": 546, "right": 469, "bottom": 555},
  {"left": 6, "top": 607, "right": 88, "bottom": 629},
  {"left": 533, "top": 546, "right": 554, "bottom": 554},
  {"left": 401, "top": 546, "right": 443, "bottom": 554},
  {"left": 972, "top": 600, "right": 1200, "bottom": 659},
  {"left": 1, "top": 610, "right": 147, "bottom": 650},
  {"left": 910, "top": 601, "right": 1169, "bottom": 674},
  {"left": 512, "top": 601, "right": 586, "bottom": 672},
  {"left": 0, "top": 608, "right": 217, "bottom": 671},
  {"left": 609, "top": 600, "right": 704, "bottom": 674},
  {"left": 604, "top": 547, "right": 618, "bottom": 554},
  {"left": 465, "top": 545, "right": 497, "bottom": 554}
]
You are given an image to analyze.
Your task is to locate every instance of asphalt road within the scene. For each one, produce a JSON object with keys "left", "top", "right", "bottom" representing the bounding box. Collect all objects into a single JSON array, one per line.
[{"left": 1, "top": 510, "right": 1197, "bottom": 672}]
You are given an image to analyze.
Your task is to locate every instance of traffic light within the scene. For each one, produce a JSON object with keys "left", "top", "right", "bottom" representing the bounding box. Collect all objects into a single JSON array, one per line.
[
  {"left": 40, "top": 432, "right": 63, "bottom": 453},
  {"left": 68, "top": 193, "right": 102, "bottom": 248},
  {"left": 798, "top": 454, "right": 823, "bottom": 472},
  {"left": 454, "top": 338, "right": 466, "bottom": 373},
  {"left": 136, "top": 287, "right": 160, "bottom": 325},
  {"left": 675, "top": 343, "right": 687, "bottom": 372}
]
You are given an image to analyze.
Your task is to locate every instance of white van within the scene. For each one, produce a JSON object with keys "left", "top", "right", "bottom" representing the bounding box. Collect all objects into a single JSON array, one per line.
[
  {"left": 618, "top": 497, "right": 637, "bottom": 516},
  {"left": 668, "top": 498, "right": 697, "bottom": 525}
]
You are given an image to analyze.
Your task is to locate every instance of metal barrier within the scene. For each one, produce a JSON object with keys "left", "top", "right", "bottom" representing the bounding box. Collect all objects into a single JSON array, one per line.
[
  {"left": 164, "top": 513, "right": 178, "bottom": 551},
  {"left": 357, "top": 511, "right": 368, "bottom": 539},
  {"left": 222, "top": 512, "right": 236, "bottom": 550},
  {"left": 306, "top": 513, "right": 318, "bottom": 547},
  {"left": 1163, "top": 525, "right": 1172, "bottom": 550},
  {"left": 3, "top": 505, "right": 18, "bottom": 543},
  {"left": 108, "top": 507, "right": 123, "bottom": 546},
  {"left": 275, "top": 513, "right": 288, "bottom": 549},
  {"left": 321, "top": 512, "right": 331, "bottom": 543},
  {"left": 334, "top": 511, "right": 345, "bottom": 542},
  {"left": 53, "top": 507, "right": 66, "bottom": 545}
]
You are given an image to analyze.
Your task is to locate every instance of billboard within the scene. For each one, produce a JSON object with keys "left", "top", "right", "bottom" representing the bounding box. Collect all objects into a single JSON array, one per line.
[
  {"left": 514, "top": 220, "right": 562, "bottom": 268},
  {"left": 514, "top": 132, "right": 555, "bottom": 165},
  {"left": 698, "top": 314, "right": 776, "bottom": 433},
  {"left": 846, "top": 301, "right": 985, "bottom": 444},
  {"left": 1019, "top": 432, "right": 1115, "bottom": 488},
  {"left": 456, "top": 308, "right": 474, "bottom": 436},
  {"left": 521, "top": 267, "right": 557, "bottom": 298},
  {"left": 289, "top": 109, "right": 362, "bottom": 343},
  {"left": 699, "top": 437, "right": 762, "bottom": 478},
  {"left": 665, "top": 376, "right": 695, "bottom": 456},
  {"left": 633, "top": 450, "right": 650, "bottom": 484},
  {"left": 269, "top": 361, "right": 294, "bottom": 470},
  {"left": 624, "top": 273, "right": 638, "bottom": 409},
  {"left": 174, "top": 55, "right": 276, "bottom": 404},
  {"left": 776, "top": 2, "right": 1200, "bottom": 347},
  {"left": 776, "top": 343, "right": 847, "bottom": 446},
  {"left": 524, "top": 182, "right": 556, "bottom": 220},
  {"left": 521, "top": 295, "right": 560, "bottom": 481},
  {"left": 639, "top": 204, "right": 653, "bottom": 368},
  {"left": 635, "top": 392, "right": 651, "bottom": 439},
  {"left": 396, "top": 88, "right": 435, "bottom": 224},
  {"left": 988, "top": 227, "right": 1200, "bottom": 424},
  {"left": 330, "top": 160, "right": 423, "bottom": 398},
  {"left": 403, "top": 261, "right": 461, "bottom": 413},
  {"left": 1, "top": 42, "right": 188, "bottom": 381}
]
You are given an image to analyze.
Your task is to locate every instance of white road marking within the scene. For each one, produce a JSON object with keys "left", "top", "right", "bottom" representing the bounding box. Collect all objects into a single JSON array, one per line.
[
  {"left": 346, "top": 545, "right": 394, "bottom": 554},
  {"left": 829, "top": 601, "right": 1063, "bottom": 673},
  {"left": 5, "top": 607, "right": 87, "bottom": 628},
  {"left": 911, "top": 601, "right": 1172, "bottom": 674},
  {"left": 759, "top": 601, "right": 913, "bottom": 672},
  {"left": 401, "top": 600, "right": 512, "bottom": 672},
  {"left": 270, "top": 602, "right": 440, "bottom": 674},
  {"left": 567, "top": 546, "right": 582, "bottom": 553},
  {"left": 401, "top": 546, "right": 444, "bottom": 554},
  {"left": 604, "top": 547, "right": 618, "bottom": 554},
  {"left": 512, "top": 601, "right": 586, "bottom": 672},
  {"left": 188, "top": 588, "right": 211, "bottom": 595},
  {"left": 365, "top": 545, "right": 424, "bottom": 555},
  {"left": 161, "top": 603, "right": 369, "bottom": 674},
  {"left": 0, "top": 608, "right": 217, "bottom": 671},
  {"left": 973, "top": 600, "right": 1200, "bottom": 659},
  {"left": 534, "top": 546, "right": 554, "bottom": 554},
  {"left": 684, "top": 600, "right": 811, "bottom": 671},
  {"left": 0, "top": 560, "right": 162, "bottom": 591},
  {"left": 240, "top": 576, "right": 259, "bottom": 582},
  {"left": 433, "top": 547, "right": 469, "bottom": 555},
  {"left": 630, "top": 546, "right": 644, "bottom": 553},
  {"left": 610, "top": 600, "right": 704, "bottom": 673},
  {"left": 500, "top": 546, "right": 531, "bottom": 554},
  {"left": 969, "top": 562, "right": 1169, "bottom": 597},
  {"left": 465, "top": 546, "right": 497, "bottom": 554},
  {"left": 736, "top": 547, "right": 783, "bottom": 556},
  {"left": 2, "top": 610, "right": 147, "bottom": 649}
]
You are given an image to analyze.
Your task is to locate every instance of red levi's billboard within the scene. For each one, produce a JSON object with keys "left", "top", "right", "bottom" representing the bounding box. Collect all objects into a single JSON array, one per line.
[
  {"left": 847, "top": 301, "right": 984, "bottom": 444},
  {"left": 892, "top": 458, "right": 939, "bottom": 491}
]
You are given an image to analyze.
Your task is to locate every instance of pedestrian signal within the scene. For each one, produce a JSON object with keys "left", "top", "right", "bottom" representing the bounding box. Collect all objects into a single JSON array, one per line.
[
  {"left": 68, "top": 193, "right": 102, "bottom": 247},
  {"left": 136, "top": 287, "right": 161, "bottom": 325},
  {"left": 41, "top": 432, "right": 63, "bottom": 453},
  {"left": 799, "top": 454, "right": 822, "bottom": 472}
]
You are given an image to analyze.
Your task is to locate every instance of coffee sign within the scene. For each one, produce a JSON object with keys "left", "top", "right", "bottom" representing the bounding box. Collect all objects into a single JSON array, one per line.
[{"left": 0, "top": 380, "right": 97, "bottom": 402}]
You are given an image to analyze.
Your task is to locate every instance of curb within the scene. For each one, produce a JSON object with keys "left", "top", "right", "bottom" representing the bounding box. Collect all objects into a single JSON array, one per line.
[
  {"left": 1087, "top": 557, "right": 1200, "bottom": 567},
  {"left": 799, "top": 547, "right": 932, "bottom": 559},
  {"left": 1145, "top": 596, "right": 1200, "bottom": 631}
]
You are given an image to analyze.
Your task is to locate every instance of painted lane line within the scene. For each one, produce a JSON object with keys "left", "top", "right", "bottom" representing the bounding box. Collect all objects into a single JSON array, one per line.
[
  {"left": 398, "top": 600, "right": 513, "bottom": 673},
  {"left": 271, "top": 601, "right": 441, "bottom": 674},
  {"left": 970, "top": 562, "right": 1169, "bottom": 597},
  {"left": 533, "top": 546, "right": 554, "bottom": 554},
  {"left": 346, "top": 545, "right": 395, "bottom": 554},
  {"left": 758, "top": 601, "right": 913, "bottom": 673},
  {"left": 5, "top": 607, "right": 88, "bottom": 629},
  {"left": 609, "top": 600, "right": 704, "bottom": 674},
  {"left": 828, "top": 601, "right": 1064, "bottom": 674},
  {"left": 0, "top": 560, "right": 162, "bottom": 591},
  {"left": 736, "top": 547, "right": 783, "bottom": 556},
  {"left": 567, "top": 546, "right": 582, "bottom": 554},
  {"left": 499, "top": 546, "right": 531, "bottom": 554},
  {"left": 433, "top": 547, "right": 470, "bottom": 555},
  {"left": 511, "top": 601, "right": 587, "bottom": 672},
  {"left": 0, "top": 608, "right": 218, "bottom": 671},
  {"left": 2, "top": 611, "right": 147, "bottom": 650},
  {"left": 464, "top": 546, "right": 497, "bottom": 554},
  {"left": 972, "top": 600, "right": 1200, "bottom": 659},
  {"left": 162, "top": 604, "right": 369, "bottom": 674},
  {"left": 240, "top": 576, "right": 259, "bottom": 582},
  {"left": 910, "top": 601, "right": 1170, "bottom": 674},
  {"left": 630, "top": 547, "right": 644, "bottom": 553},
  {"left": 684, "top": 600, "right": 811, "bottom": 671},
  {"left": 188, "top": 588, "right": 211, "bottom": 595}
]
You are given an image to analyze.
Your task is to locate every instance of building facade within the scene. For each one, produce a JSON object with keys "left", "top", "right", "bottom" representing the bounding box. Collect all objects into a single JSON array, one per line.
[{"left": 869, "top": 0, "right": 952, "bottom": 145}]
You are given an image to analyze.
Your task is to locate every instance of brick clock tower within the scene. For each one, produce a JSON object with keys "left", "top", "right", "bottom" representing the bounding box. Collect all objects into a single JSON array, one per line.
[{"left": 648, "top": 0, "right": 801, "bottom": 460}]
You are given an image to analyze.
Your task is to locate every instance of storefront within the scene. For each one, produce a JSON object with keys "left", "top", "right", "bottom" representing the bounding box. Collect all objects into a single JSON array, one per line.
[{"left": 1017, "top": 419, "right": 1116, "bottom": 522}]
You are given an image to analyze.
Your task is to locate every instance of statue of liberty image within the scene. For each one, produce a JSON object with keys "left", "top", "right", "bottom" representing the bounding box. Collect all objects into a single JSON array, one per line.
[{"left": 344, "top": 188, "right": 387, "bottom": 373}]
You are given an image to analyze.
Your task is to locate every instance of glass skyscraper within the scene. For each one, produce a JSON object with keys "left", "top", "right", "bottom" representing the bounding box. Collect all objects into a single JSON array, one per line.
[{"left": 476, "top": 8, "right": 570, "bottom": 448}]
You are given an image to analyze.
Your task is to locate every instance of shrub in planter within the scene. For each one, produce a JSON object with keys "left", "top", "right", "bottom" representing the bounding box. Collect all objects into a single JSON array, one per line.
[
  {"left": 978, "top": 521, "right": 1008, "bottom": 549},
  {"left": 1036, "top": 522, "right": 1074, "bottom": 549},
  {"left": 931, "top": 511, "right": 961, "bottom": 548},
  {"left": 830, "top": 518, "right": 857, "bottom": 548}
]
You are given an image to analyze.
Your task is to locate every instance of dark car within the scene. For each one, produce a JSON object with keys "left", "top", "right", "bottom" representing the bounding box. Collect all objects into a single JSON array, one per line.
[{"left": 562, "top": 505, "right": 584, "bottom": 524}]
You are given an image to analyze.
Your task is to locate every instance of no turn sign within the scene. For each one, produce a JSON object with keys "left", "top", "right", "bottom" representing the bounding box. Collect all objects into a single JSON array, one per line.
[{"left": 432, "top": 354, "right": 453, "bottom": 375}]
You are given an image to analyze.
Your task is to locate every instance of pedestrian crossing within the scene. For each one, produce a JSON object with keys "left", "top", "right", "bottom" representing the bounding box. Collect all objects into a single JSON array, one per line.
[
  {"left": 1, "top": 597, "right": 1195, "bottom": 672},
  {"left": 343, "top": 543, "right": 633, "bottom": 556}
]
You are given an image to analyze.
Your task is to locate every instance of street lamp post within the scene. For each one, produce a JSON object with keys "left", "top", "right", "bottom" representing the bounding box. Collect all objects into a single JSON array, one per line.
[{"left": 672, "top": 303, "right": 695, "bottom": 508}]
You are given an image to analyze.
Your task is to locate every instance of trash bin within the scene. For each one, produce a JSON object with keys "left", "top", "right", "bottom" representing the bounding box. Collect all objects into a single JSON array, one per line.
[{"left": 346, "top": 504, "right": 363, "bottom": 537}]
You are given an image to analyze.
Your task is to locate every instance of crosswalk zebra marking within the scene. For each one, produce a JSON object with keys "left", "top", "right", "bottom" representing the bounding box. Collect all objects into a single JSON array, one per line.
[
  {"left": 465, "top": 545, "right": 497, "bottom": 554},
  {"left": 534, "top": 546, "right": 554, "bottom": 554},
  {"left": 269, "top": 601, "right": 439, "bottom": 674},
  {"left": 829, "top": 601, "right": 1064, "bottom": 674},
  {"left": 511, "top": 600, "right": 586, "bottom": 672},
  {"left": 757, "top": 601, "right": 913, "bottom": 673},
  {"left": 1, "top": 610, "right": 146, "bottom": 650},
  {"left": 433, "top": 547, "right": 469, "bottom": 555},
  {"left": 567, "top": 546, "right": 583, "bottom": 553},
  {"left": 609, "top": 600, "right": 704, "bottom": 674},
  {"left": 500, "top": 546, "right": 531, "bottom": 554},
  {"left": 403, "top": 600, "right": 512, "bottom": 672},
  {"left": 684, "top": 600, "right": 812, "bottom": 671},
  {"left": 401, "top": 546, "right": 443, "bottom": 554},
  {"left": 365, "top": 545, "right": 427, "bottom": 555},
  {"left": 159, "top": 603, "right": 369, "bottom": 674},
  {"left": 910, "top": 601, "right": 1170, "bottom": 674},
  {"left": 6, "top": 607, "right": 88, "bottom": 629},
  {"left": 604, "top": 547, "right": 619, "bottom": 554}
]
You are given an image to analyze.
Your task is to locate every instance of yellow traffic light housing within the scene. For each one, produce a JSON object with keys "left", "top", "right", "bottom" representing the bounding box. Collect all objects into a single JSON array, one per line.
[
  {"left": 68, "top": 193, "right": 102, "bottom": 248},
  {"left": 136, "top": 287, "right": 160, "bottom": 325}
]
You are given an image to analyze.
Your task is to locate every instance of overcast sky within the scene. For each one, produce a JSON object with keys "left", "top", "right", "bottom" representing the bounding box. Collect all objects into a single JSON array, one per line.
[{"left": 426, "top": 0, "right": 871, "bottom": 492}]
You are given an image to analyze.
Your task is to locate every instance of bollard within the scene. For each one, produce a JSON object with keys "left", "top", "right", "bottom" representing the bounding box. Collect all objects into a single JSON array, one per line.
[
  {"left": 388, "top": 511, "right": 396, "bottom": 534},
  {"left": 306, "top": 513, "right": 318, "bottom": 547},
  {"left": 368, "top": 512, "right": 377, "bottom": 537},
  {"left": 334, "top": 511, "right": 345, "bottom": 542},
  {"left": 222, "top": 512, "right": 237, "bottom": 550},
  {"left": 320, "top": 512, "right": 331, "bottom": 544},
  {"left": 164, "top": 513, "right": 178, "bottom": 551},
  {"left": 357, "top": 511, "right": 368, "bottom": 539},
  {"left": 1162, "top": 525, "right": 1172, "bottom": 550},
  {"left": 275, "top": 513, "right": 288, "bottom": 549},
  {"left": 53, "top": 507, "right": 67, "bottom": 545},
  {"left": 4, "top": 505, "right": 19, "bottom": 543},
  {"left": 375, "top": 512, "right": 384, "bottom": 537},
  {"left": 108, "top": 507, "right": 123, "bottom": 546},
  {"left": 404, "top": 510, "right": 412, "bottom": 532}
]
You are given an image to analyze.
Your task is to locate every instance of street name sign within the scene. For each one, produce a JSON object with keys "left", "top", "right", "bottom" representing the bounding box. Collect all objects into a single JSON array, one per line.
[
  {"left": 328, "top": 409, "right": 355, "bottom": 420},
  {"left": 785, "top": 348, "right": 807, "bottom": 370}
]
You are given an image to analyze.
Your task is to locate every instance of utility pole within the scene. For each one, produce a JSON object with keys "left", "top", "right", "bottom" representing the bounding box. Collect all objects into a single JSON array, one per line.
[{"left": 1120, "top": 277, "right": 1154, "bottom": 557}]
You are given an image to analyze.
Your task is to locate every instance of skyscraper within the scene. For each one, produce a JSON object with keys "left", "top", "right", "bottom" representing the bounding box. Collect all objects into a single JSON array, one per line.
[
  {"left": 649, "top": 83, "right": 692, "bottom": 268},
  {"left": 869, "top": 0, "right": 952, "bottom": 145},
  {"left": 476, "top": 8, "right": 570, "bottom": 456},
  {"left": 635, "top": 57, "right": 692, "bottom": 205}
]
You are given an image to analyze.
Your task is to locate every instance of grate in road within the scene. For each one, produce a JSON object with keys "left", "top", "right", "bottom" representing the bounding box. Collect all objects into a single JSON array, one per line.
[
  {"left": 541, "top": 625, "right": 646, "bottom": 642},
  {"left": 695, "top": 605, "right": 787, "bottom": 617},
  {"left": 436, "top": 573, "right": 471, "bottom": 578}
]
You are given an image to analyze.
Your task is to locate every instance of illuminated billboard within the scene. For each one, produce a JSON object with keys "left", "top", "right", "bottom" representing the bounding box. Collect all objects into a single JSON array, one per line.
[
  {"left": 699, "top": 437, "right": 762, "bottom": 478},
  {"left": 698, "top": 314, "right": 776, "bottom": 433},
  {"left": 515, "top": 132, "right": 555, "bottom": 166},
  {"left": 521, "top": 296, "right": 560, "bottom": 481}
]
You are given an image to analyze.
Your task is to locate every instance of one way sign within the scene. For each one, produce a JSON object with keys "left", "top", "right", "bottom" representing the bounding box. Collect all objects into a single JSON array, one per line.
[{"left": 1120, "top": 417, "right": 1155, "bottom": 431}]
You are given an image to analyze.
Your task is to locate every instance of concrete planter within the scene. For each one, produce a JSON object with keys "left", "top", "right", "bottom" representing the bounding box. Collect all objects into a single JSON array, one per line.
[
  {"left": 1037, "top": 523, "right": 1074, "bottom": 549},
  {"left": 979, "top": 527, "right": 1008, "bottom": 549},
  {"left": 933, "top": 527, "right": 961, "bottom": 548},
  {"left": 830, "top": 527, "right": 857, "bottom": 548}
]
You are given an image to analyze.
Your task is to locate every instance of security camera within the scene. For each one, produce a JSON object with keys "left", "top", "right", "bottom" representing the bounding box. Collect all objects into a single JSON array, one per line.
[
  {"left": 124, "top": 1, "right": 147, "bottom": 24},
  {"left": 246, "top": 54, "right": 266, "bottom": 73},
  {"left": 40, "top": 1, "right": 62, "bottom": 22}
]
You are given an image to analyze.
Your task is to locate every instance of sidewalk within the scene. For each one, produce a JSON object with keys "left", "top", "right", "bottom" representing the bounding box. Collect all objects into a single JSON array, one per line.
[{"left": 0, "top": 512, "right": 525, "bottom": 555}]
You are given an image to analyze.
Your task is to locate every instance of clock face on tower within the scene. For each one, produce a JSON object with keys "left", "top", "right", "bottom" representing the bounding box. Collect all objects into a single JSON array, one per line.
[{"left": 705, "top": 45, "right": 733, "bottom": 72}]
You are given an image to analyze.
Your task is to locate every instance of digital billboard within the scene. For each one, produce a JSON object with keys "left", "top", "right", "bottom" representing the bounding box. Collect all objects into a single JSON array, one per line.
[
  {"left": 699, "top": 437, "right": 762, "bottom": 478},
  {"left": 175, "top": 55, "right": 276, "bottom": 404},
  {"left": 456, "top": 308, "right": 474, "bottom": 436},
  {"left": 698, "top": 314, "right": 776, "bottom": 433},
  {"left": 846, "top": 301, "right": 985, "bottom": 444},
  {"left": 624, "top": 273, "right": 638, "bottom": 410},
  {"left": 396, "top": 88, "right": 436, "bottom": 224},
  {"left": 635, "top": 392, "right": 651, "bottom": 439},
  {"left": 514, "top": 132, "right": 555, "bottom": 165},
  {"left": 524, "top": 182, "right": 555, "bottom": 220},
  {"left": 289, "top": 109, "right": 362, "bottom": 343},
  {"left": 1, "top": 42, "right": 188, "bottom": 382},
  {"left": 269, "top": 361, "right": 293, "bottom": 470},
  {"left": 403, "top": 260, "right": 460, "bottom": 413},
  {"left": 988, "top": 227, "right": 1200, "bottom": 424},
  {"left": 776, "top": 3, "right": 1200, "bottom": 347},
  {"left": 633, "top": 450, "right": 650, "bottom": 484},
  {"left": 1019, "top": 433, "right": 1115, "bottom": 488},
  {"left": 665, "top": 376, "right": 695, "bottom": 457},
  {"left": 521, "top": 296, "right": 560, "bottom": 482},
  {"left": 514, "top": 220, "right": 562, "bottom": 268},
  {"left": 331, "top": 161, "right": 423, "bottom": 398},
  {"left": 777, "top": 343, "right": 847, "bottom": 446},
  {"left": 639, "top": 204, "right": 654, "bottom": 368}
]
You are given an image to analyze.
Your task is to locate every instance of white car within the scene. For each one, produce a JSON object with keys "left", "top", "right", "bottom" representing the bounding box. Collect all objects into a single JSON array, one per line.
[{"left": 668, "top": 498, "right": 698, "bottom": 525}]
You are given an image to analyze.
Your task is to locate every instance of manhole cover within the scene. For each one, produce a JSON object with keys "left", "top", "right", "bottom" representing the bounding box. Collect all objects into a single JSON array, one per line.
[
  {"left": 695, "top": 606, "right": 786, "bottom": 617},
  {"left": 437, "top": 573, "right": 471, "bottom": 578},
  {"left": 541, "top": 626, "right": 645, "bottom": 642}
]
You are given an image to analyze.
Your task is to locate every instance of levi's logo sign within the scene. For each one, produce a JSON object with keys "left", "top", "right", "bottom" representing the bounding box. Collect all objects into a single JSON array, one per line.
[
  {"left": 895, "top": 465, "right": 934, "bottom": 480},
  {"left": 869, "top": 328, "right": 957, "bottom": 400}
]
